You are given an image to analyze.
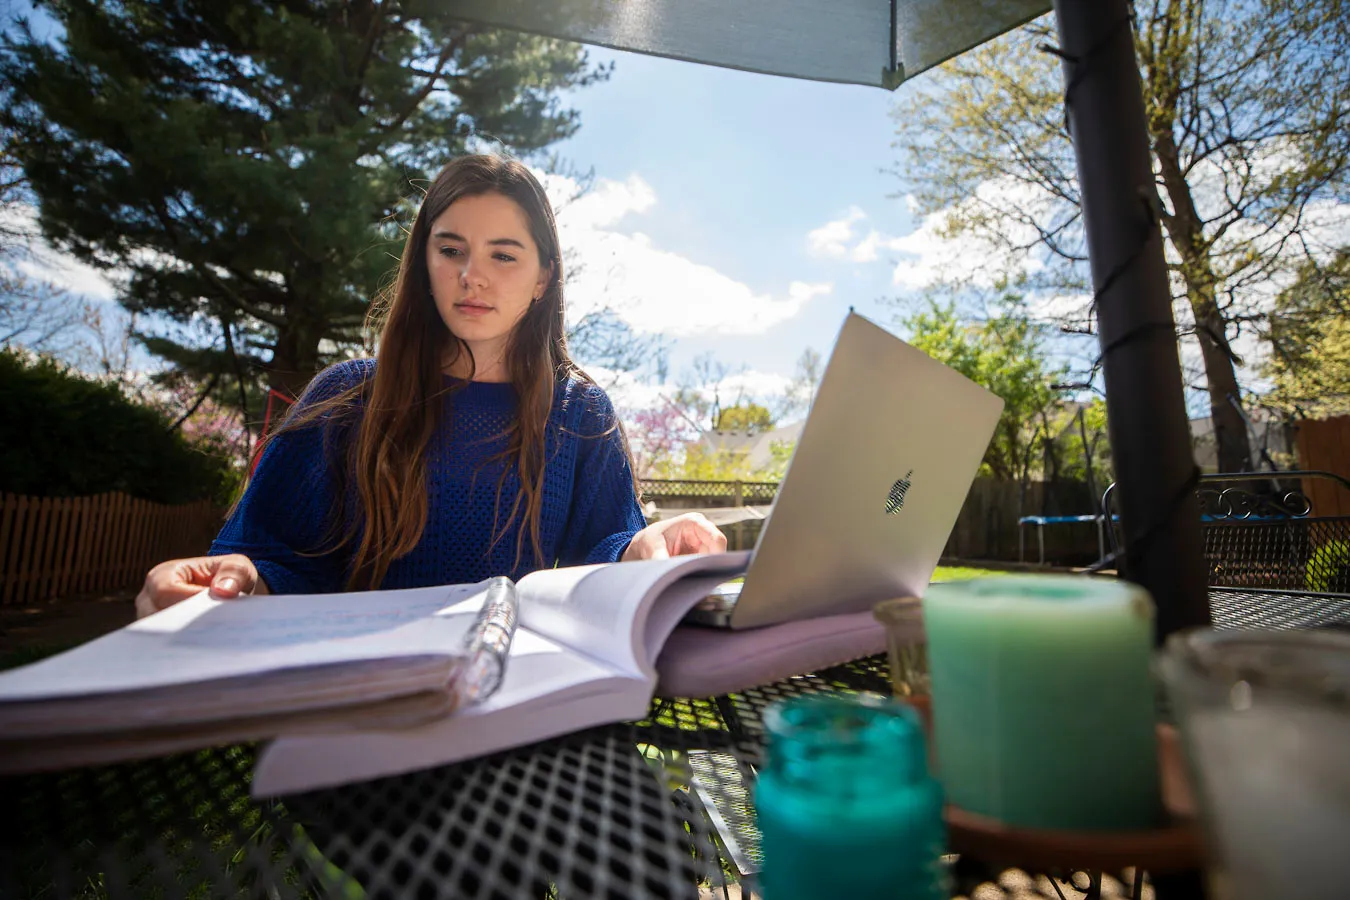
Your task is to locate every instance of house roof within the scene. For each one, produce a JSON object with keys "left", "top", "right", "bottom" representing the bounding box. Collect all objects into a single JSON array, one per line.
[{"left": 698, "top": 420, "right": 806, "bottom": 471}]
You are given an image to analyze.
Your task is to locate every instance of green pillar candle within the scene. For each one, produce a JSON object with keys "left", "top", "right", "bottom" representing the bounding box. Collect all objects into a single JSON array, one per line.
[{"left": 923, "top": 576, "right": 1160, "bottom": 831}]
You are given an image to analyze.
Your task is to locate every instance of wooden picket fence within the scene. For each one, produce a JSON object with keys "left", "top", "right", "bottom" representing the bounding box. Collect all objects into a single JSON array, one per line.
[
  {"left": 0, "top": 493, "right": 224, "bottom": 606},
  {"left": 0, "top": 475, "right": 1109, "bottom": 605},
  {"left": 1295, "top": 415, "right": 1350, "bottom": 515}
]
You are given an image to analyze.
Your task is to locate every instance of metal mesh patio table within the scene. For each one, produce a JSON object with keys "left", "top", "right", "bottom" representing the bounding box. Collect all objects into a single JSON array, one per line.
[{"left": 5, "top": 587, "right": 1346, "bottom": 900}]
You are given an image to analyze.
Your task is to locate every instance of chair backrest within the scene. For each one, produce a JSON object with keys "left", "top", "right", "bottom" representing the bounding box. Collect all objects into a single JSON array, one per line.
[{"left": 1102, "top": 471, "right": 1350, "bottom": 593}]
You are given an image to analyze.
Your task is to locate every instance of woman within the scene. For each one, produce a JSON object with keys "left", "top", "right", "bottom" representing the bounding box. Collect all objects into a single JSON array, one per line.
[{"left": 136, "top": 155, "right": 724, "bottom": 618}]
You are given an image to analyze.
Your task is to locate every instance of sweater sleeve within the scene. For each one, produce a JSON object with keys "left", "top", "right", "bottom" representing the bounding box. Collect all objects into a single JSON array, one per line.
[
  {"left": 208, "top": 361, "right": 368, "bottom": 594},
  {"left": 556, "top": 385, "right": 648, "bottom": 566}
]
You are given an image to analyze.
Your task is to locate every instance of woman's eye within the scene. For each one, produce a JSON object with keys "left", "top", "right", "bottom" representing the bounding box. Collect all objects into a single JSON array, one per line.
[
  {"left": 494, "top": 253, "right": 516, "bottom": 263},
  {"left": 438, "top": 246, "right": 462, "bottom": 258}
]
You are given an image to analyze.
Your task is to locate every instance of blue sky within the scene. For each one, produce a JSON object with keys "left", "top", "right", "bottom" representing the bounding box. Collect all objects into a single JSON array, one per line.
[{"left": 547, "top": 45, "right": 924, "bottom": 398}]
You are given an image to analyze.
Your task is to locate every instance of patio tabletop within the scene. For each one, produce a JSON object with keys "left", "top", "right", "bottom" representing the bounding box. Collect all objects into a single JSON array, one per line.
[{"left": 5, "top": 586, "right": 1346, "bottom": 900}]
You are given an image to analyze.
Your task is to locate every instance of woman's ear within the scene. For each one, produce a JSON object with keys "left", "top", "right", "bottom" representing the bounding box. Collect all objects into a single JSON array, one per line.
[{"left": 534, "top": 261, "right": 554, "bottom": 301}]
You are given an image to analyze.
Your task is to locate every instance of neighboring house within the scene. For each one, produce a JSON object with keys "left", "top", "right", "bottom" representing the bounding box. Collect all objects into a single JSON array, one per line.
[
  {"left": 1189, "top": 409, "right": 1294, "bottom": 472},
  {"left": 694, "top": 420, "right": 806, "bottom": 474}
]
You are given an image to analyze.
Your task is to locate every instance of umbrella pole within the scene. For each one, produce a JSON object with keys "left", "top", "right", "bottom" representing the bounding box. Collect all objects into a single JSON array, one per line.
[{"left": 1051, "top": 0, "right": 1211, "bottom": 640}]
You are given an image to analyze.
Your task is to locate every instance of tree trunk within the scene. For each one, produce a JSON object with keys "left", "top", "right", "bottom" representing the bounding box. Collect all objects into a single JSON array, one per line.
[
  {"left": 267, "top": 317, "right": 324, "bottom": 402},
  {"left": 1152, "top": 130, "right": 1254, "bottom": 472}
]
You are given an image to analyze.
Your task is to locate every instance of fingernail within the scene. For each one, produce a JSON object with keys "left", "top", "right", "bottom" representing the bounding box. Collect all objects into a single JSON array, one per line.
[{"left": 213, "top": 577, "right": 239, "bottom": 595}]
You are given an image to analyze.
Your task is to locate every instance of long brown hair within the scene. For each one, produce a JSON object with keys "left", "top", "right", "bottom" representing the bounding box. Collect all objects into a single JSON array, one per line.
[{"left": 270, "top": 154, "right": 634, "bottom": 589}]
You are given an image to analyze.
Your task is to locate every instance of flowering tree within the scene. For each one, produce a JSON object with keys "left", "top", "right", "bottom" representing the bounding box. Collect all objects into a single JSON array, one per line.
[{"left": 625, "top": 403, "right": 699, "bottom": 478}]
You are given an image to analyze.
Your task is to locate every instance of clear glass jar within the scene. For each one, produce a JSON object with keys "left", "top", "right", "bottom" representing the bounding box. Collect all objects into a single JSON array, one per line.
[{"left": 1157, "top": 628, "right": 1350, "bottom": 900}]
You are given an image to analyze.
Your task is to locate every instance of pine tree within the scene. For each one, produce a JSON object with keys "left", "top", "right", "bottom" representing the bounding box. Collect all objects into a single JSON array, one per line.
[{"left": 1, "top": 0, "right": 607, "bottom": 413}]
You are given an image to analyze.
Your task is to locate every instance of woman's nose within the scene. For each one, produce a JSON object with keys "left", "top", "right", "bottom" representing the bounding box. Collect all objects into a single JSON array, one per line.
[{"left": 459, "top": 257, "right": 486, "bottom": 288}]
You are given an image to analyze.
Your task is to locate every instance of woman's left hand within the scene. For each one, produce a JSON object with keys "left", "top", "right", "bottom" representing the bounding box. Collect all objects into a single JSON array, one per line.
[{"left": 622, "top": 512, "right": 728, "bottom": 561}]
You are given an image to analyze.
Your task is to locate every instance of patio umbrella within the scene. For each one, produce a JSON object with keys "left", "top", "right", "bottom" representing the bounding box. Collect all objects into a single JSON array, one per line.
[
  {"left": 444, "top": 0, "right": 1211, "bottom": 641},
  {"left": 434, "top": 0, "right": 1050, "bottom": 89}
]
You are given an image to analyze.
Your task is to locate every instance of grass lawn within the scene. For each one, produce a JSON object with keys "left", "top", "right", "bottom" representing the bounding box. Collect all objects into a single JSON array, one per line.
[
  {"left": 931, "top": 565, "right": 1001, "bottom": 582},
  {"left": 709, "top": 565, "right": 1004, "bottom": 588}
]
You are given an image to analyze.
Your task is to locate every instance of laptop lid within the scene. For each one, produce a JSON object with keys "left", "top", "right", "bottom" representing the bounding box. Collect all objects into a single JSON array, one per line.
[{"left": 727, "top": 312, "right": 1003, "bottom": 629}]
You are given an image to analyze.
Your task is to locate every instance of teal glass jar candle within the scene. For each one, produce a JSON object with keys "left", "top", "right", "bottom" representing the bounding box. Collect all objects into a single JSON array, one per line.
[{"left": 755, "top": 694, "right": 946, "bottom": 900}]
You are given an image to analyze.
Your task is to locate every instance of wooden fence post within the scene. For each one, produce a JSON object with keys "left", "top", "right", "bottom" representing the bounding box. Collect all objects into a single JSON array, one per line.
[
  {"left": 0, "top": 494, "right": 16, "bottom": 605},
  {"left": 31, "top": 496, "right": 57, "bottom": 602},
  {"left": 87, "top": 493, "right": 112, "bottom": 596},
  {"left": 732, "top": 480, "right": 744, "bottom": 551},
  {"left": 55, "top": 497, "right": 79, "bottom": 599},
  {"left": 72, "top": 495, "right": 95, "bottom": 595},
  {"left": 14, "top": 495, "right": 38, "bottom": 604}
]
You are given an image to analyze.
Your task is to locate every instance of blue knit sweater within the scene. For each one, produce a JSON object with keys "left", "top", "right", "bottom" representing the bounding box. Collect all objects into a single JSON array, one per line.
[{"left": 209, "top": 359, "right": 647, "bottom": 594}]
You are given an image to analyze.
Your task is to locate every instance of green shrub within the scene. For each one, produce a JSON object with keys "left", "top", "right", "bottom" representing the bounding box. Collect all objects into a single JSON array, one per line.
[
  {"left": 0, "top": 349, "right": 237, "bottom": 504},
  {"left": 1306, "top": 541, "right": 1350, "bottom": 594}
]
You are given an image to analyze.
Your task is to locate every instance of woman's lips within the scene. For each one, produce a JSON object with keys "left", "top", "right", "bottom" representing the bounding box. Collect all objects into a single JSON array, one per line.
[{"left": 453, "top": 301, "right": 493, "bottom": 317}]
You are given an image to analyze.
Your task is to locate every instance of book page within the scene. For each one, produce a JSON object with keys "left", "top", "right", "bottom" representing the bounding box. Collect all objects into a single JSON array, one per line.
[
  {"left": 516, "top": 551, "right": 750, "bottom": 677},
  {"left": 0, "top": 582, "right": 490, "bottom": 702},
  {"left": 638, "top": 572, "right": 747, "bottom": 670},
  {"left": 250, "top": 627, "right": 649, "bottom": 796}
]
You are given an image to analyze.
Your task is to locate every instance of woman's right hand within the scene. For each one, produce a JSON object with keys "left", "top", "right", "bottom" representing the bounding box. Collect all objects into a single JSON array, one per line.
[{"left": 135, "top": 554, "right": 268, "bottom": 619}]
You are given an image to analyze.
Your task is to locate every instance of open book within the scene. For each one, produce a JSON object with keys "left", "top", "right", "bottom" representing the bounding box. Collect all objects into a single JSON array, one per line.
[{"left": 0, "top": 552, "right": 752, "bottom": 777}]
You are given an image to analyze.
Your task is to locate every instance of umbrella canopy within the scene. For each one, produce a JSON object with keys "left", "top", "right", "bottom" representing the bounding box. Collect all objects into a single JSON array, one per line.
[
  {"left": 438, "top": 0, "right": 1049, "bottom": 88},
  {"left": 450, "top": 0, "right": 1211, "bottom": 641}
]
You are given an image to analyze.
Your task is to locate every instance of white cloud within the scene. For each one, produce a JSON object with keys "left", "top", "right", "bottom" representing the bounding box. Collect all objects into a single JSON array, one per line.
[
  {"left": 807, "top": 207, "right": 930, "bottom": 264},
  {"left": 584, "top": 365, "right": 670, "bottom": 410},
  {"left": 804, "top": 184, "right": 1056, "bottom": 285},
  {"left": 787, "top": 281, "right": 832, "bottom": 305},
  {"left": 544, "top": 172, "right": 655, "bottom": 232},
  {"left": 14, "top": 252, "right": 119, "bottom": 302},
  {"left": 0, "top": 203, "right": 38, "bottom": 240},
  {"left": 888, "top": 179, "right": 1052, "bottom": 291},
  {"left": 599, "top": 366, "right": 791, "bottom": 418},
  {"left": 850, "top": 230, "right": 886, "bottom": 263},
  {"left": 1, "top": 204, "right": 119, "bottom": 301},
  {"left": 807, "top": 206, "right": 867, "bottom": 259},
  {"left": 817, "top": 148, "right": 1350, "bottom": 314},
  {"left": 808, "top": 149, "right": 1350, "bottom": 419},
  {"left": 538, "top": 171, "right": 826, "bottom": 337},
  {"left": 1025, "top": 291, "right": 1092, "bottom": 326},
  {"left": 7, "top": 168, "right": 834, "bottom": 345},
  {"left": 716, "top": 369, "right": 792, "bottom": 400}
]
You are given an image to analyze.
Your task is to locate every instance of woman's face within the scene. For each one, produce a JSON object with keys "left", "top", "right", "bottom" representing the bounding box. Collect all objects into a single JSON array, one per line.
[{"left": 426, "top": 191, "right": 551, "bottom": 375}]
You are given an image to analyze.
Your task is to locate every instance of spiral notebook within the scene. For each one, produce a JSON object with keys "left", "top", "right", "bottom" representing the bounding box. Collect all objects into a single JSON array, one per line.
[{"left": 0, "top": 552, "right": 751, "bottom": 775}]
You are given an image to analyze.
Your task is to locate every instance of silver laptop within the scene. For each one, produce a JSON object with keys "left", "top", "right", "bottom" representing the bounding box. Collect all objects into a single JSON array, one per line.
[{"left": 685, "top": 311, "right": 1004, "bottom": 629}]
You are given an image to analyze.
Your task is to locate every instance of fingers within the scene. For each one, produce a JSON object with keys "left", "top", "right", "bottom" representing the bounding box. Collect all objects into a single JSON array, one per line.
[
  {"left": 134, "top": 581, "right": 165, "bottom": 620},
  {"left": 669, "top": 513, "right": 727, "bottom": 556},
  {"left": 135, "top": 559, "right": 201, "bottom": 618},
  {"left": 622, "top": 514, "right": 728, "bottom": 562},
  {"left": 206, "top": 554, "right": 259, "bottom": 599},
  {"left": 697, "top": 515, "right": 728, "bottom": 553},
  {"left": 134, "top": 555, "right": 260, "bottom": 619},
  {"left": 622, "top": 529, "right": 669, "bottom": 562}
]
